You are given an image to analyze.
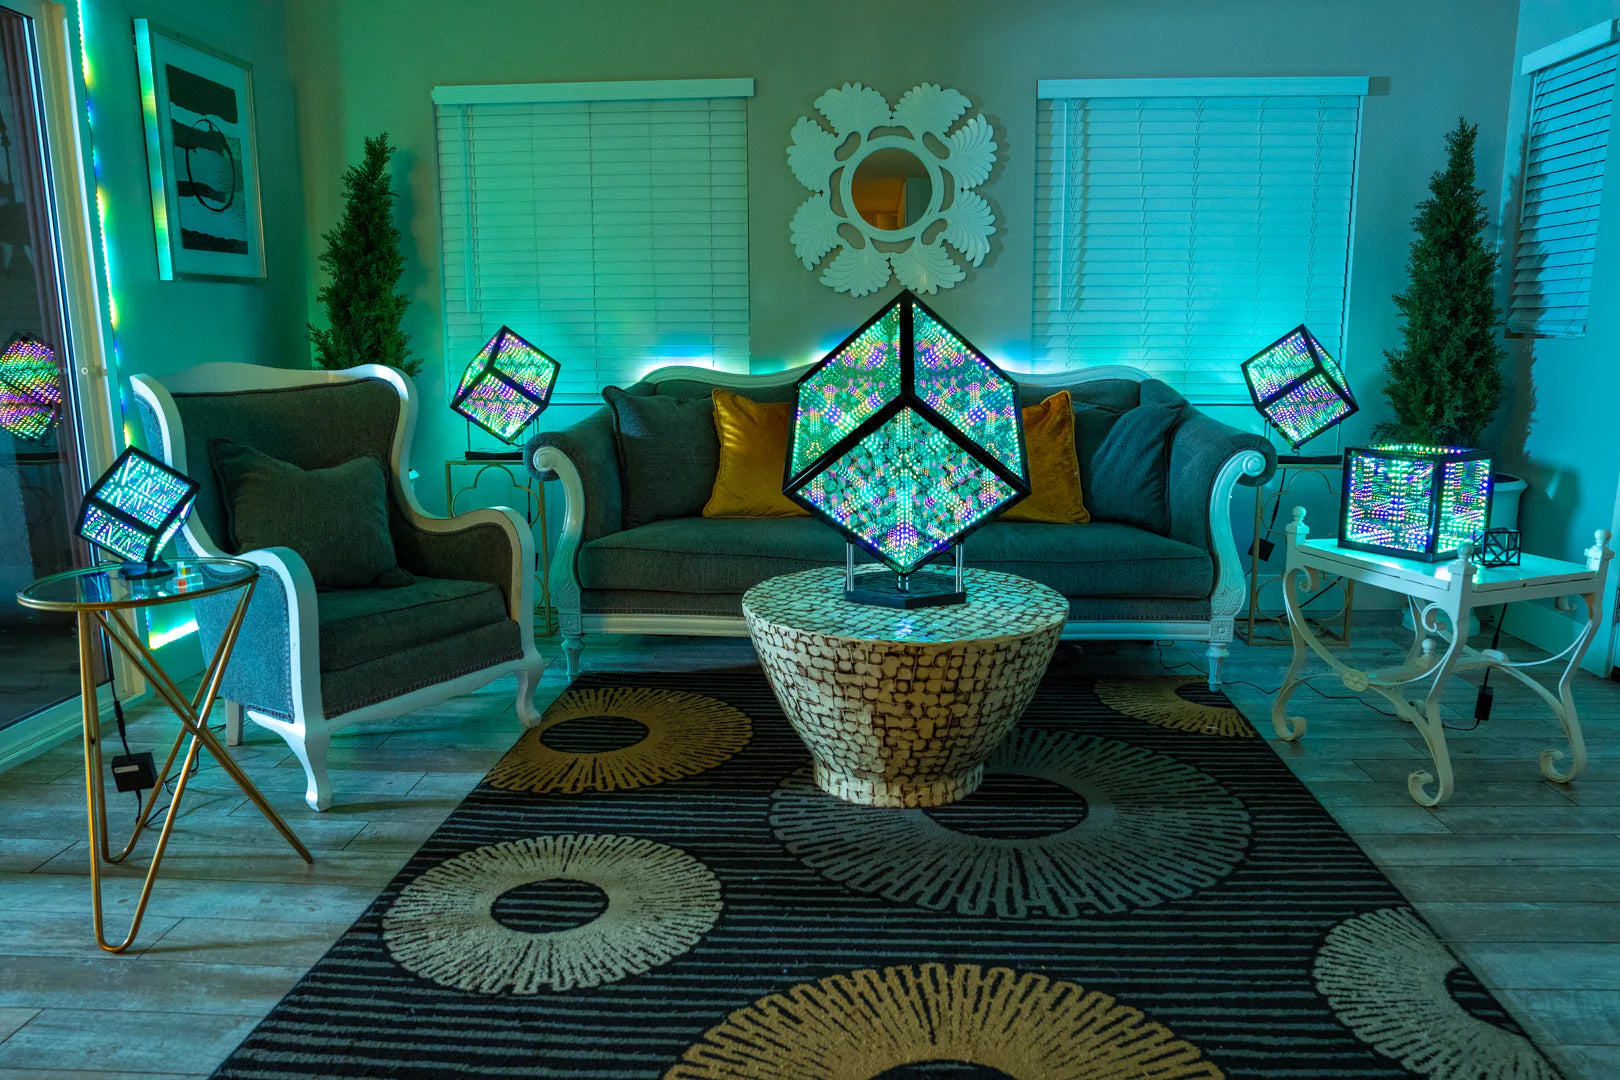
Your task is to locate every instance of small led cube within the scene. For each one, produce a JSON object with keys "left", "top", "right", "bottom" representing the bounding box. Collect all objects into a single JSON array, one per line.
[
  {"left": 76, "top": 447, "right": 200, "bottom": 579},
  {"left": 1241, "top": 325, "right": 1357, "bottom": 449},
  {"left": 451, "top": 326, "right": 561, "bottom": 444},
  {"left": 1339, "top": 444, "right": 1493, "bottom": 562}
]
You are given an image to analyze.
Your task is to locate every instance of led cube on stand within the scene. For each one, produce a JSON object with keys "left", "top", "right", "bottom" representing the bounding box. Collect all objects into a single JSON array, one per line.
[
  {"left": 76, "top": 447, "right": 200, "bottom": 579},
  {"left": 783, "top": 290, "right": 1029, "bottom": 608},
  {"left": 0, "top": 334, "right": 63, "bottom": 442},
  {"left": 450, "top": 326, "right": 561, "bottom": 460},
  {"left": 1241, "top": 325, "right": 1356, "bottom": 458},
  {"left": 1339, "top": 444, "right": 1493, "bottom": 562}
]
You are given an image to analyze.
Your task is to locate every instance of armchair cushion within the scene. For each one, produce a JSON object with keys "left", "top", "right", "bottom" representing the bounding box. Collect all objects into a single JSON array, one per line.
[
  {"left": 317, "top": 576, "right": 508, "bottom": 673},
  {"left": 603, "top": 386, "right": 718, "bottom": 529},
  {"left": 211, "top": 439, "right": 412, "bottom": 590}
]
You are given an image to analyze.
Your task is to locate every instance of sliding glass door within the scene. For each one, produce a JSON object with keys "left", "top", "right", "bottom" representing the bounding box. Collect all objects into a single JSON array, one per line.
[{"left": 0, "top": 1, "right": 101, "bottom": 732}]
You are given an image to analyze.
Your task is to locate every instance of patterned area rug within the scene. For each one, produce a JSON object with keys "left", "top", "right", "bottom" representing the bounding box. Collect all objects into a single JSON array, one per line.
[{"left": 212, "top": 654, "right": 1564, "bottom": 1079}]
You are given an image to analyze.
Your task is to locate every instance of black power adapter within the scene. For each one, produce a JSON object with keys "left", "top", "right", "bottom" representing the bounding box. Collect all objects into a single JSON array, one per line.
[{"left": 111, "top": 751, "right": 156, "bottom": 793}]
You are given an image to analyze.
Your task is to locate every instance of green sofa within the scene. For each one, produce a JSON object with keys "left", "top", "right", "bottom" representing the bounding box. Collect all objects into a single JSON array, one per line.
[{"left": 529, "top": 364, "right": 1274, "bottom": 687}]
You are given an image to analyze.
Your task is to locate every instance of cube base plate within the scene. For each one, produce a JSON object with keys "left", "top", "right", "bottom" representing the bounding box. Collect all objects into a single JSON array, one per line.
[{"left": 845, "top": 570, "right": 965, "bottom": 609}]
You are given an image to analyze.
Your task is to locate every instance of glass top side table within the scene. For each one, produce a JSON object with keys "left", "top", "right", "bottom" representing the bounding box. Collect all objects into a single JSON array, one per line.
[{"left": 16, "top": 557, "right": 311, "bottom": 952}]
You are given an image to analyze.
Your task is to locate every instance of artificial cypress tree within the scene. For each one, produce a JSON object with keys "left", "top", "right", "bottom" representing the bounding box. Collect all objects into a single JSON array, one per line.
[
  {"left": 1377, "top": 118, "right": 1506, "bottom": 446},
  {"left": 309, "top": 133, "right": 421, "bottom": 377}
]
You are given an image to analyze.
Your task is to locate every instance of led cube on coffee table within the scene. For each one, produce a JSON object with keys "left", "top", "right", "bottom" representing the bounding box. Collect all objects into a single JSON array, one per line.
[
  {"left": 75, "top": 446, "right": 200, "bottom": 579},
  {"left": 1339, "top": 444, "right": 1493, "bottom": 562},
  {"left": 0, "top": 334, "right": 63, "bottom": 442},
  {"left": 451, "top": 326, "right": 561, "bottom": 449},
  {"left": 1241, "top": 325, "right": 1357, "bottom": 451},
  {"left": 783, "top": 289, "right": 1029, "bottom": 607}
]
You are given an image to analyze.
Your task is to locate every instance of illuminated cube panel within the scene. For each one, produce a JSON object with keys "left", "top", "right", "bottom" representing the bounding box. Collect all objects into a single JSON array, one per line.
[
  {"left": 1339, "top": 444, "right": 1493, "bottom": 562},
  {"left": 75, "top": 447, "right": 199, "bottom": 565},
  {"left": 1241, "top": 325, "right": 1357, "bottom": 448},
  {"left": 785, "top": 290, "right": 1029, "bottom": 575},
  {"left": 788, "top": 305, "right": 902, "bottom": 476},
  {"left": 0, "top": 334, "right": 62, "bottom": 442},
  {"left": 451, "top": 326, "right": 561, "bottom": 443}
]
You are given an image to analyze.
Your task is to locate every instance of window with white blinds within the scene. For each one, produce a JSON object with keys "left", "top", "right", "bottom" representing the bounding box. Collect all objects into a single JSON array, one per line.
[
  {"left": 433, "top": 79, "right": 752, "bottom": 403},
  {"left": 1032, "top": 79, "right": 1366, "bottom": 404},
  {"left": 1510, "top": 29, "right": 1619, "bottom": 338}
]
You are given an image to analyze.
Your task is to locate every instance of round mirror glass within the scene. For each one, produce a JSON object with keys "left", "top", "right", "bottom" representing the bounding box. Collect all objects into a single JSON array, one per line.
[{"left": 851, "top": 148, "right": 932, "bottom": 232}]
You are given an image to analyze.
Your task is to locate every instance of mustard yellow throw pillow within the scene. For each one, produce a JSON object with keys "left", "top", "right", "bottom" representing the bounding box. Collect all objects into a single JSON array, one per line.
[
  {"left": 1001, "top": 390, "right": 1091, "bottom": 524},
  {"left": 703, "top": 388, "right": 808, "bottom": 518}
]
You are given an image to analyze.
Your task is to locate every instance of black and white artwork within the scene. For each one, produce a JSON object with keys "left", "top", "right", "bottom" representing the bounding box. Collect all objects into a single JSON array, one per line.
[{"left": 134, "top": 21, "right": 265, "bottom": 280}]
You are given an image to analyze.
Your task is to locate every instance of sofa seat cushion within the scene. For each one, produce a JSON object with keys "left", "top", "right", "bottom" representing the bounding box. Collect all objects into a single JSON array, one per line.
[
  {"left": 317, "top": 576, "right": 508, "bottom": 673},
  {"left": 577, "top": 518, "right": 1211, "bottom": 600}
]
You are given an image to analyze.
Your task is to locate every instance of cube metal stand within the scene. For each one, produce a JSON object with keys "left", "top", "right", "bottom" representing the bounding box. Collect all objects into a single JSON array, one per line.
[{"left": 844, "top": 543, "right": 967, "bottom": 609}]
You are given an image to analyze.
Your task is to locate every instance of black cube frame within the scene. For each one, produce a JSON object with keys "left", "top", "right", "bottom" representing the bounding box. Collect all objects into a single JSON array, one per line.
[
  {"left": 450, "top": 325, "right": 562, "bottom": 454},
  {"left": 1337, "top": 444, "right": 1494, "bottom": 563},
  {"left": 75, "top": 446, "right": 200, "bottom": 579}
]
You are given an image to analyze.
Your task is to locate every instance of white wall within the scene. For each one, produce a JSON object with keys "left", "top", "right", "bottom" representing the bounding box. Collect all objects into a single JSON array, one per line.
[{"left": 1497, "top": 0, "right": 1620, "bottom": 672}]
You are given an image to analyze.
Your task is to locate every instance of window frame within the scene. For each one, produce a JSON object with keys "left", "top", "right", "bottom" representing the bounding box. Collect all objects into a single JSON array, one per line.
[
  {"left": 430, "top": 77, "right": 755, "bottom": 406},
  {"left": 1031, "top": 75, "right": 1370, "bottom": 407},
  {"left": 1508, "top": 19, "right": 1620, "bottom": 340}
]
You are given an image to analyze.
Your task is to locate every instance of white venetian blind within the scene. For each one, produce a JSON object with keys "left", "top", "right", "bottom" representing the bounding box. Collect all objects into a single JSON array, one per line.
[
  {"left": 434, "top": 80, "right": 752, "bottom": 403},
  {"left": 1510, "top": 40, "right": 1619, "bottom": 337},
  {"left": 1033, "top": 82, "right": 1364, "bottom": 403}
]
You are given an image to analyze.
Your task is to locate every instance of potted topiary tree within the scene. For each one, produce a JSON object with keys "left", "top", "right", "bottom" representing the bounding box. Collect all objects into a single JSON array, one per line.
[
  {"left": 309, "top": 133, "right": 422, "bottom": 377},
  {"left": 1377, "top": 118, "right": 1525, "bottom": 529}
]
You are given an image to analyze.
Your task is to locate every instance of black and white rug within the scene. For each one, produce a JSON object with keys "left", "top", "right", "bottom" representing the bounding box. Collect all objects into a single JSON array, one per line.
[{"left": 211, "top": 653, "right": 1563, "bottom": 1079}]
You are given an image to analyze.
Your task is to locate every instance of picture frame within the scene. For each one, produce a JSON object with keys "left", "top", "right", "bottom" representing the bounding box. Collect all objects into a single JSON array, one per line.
[{"left": 133, "top": 20, "right": 266, "bottom": 280}]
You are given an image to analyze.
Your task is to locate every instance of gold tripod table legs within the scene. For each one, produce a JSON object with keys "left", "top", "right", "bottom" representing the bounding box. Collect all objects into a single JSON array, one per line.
[{"left": 77, "top": 582, "right": 310, "bottom": 953}]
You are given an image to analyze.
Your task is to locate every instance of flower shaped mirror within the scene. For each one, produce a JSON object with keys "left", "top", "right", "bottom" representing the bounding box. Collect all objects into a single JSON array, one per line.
[{"left": 789, "top": 83, "right": 997, "bottom": 297}]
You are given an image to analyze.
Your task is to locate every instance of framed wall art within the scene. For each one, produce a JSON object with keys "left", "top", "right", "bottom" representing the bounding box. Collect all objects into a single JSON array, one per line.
[{"left": 133, "top": 20, "right": 266, "bottom": 280}]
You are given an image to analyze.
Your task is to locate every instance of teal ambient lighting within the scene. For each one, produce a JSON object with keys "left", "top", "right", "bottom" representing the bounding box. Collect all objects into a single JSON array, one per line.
[
  {"left": 451, "top": 326, "right": 561, "bottom": 454},
  {"left": 1339, "top": 444, "right": 1492, "bottom": 562},
  {"left": 76, "top": 447, "right": 199, "bottom": 579},
  {"left": 0, "top": 334, "right": 63, "bottom": 442},
  {"left": 1241, "top": 325, "right": 1356, "bottom": 450},
  {"left": 784, "top": 290, "right": 1028, "bottom": 607}
]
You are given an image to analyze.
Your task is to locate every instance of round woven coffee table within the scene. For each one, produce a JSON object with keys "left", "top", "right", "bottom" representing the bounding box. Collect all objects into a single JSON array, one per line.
[{"left": 743, "top": 567, "right": 1067, "bottom": 808}]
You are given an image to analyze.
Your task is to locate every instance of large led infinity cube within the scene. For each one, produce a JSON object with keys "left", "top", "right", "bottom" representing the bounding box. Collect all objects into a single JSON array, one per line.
[
  {"left": 784, "top": 290, "right": 1029, "bottom": 607},
  {"left": 451, "top": 326, "right": 561, "bottom": 451},
  {"left": 0, "top": 334, "right": 62, "bottom": 442},
  {"left": 76, "top": 447, "right": 199, "bottom": 580},
  {"left": 1241, "top": 325, "right": 1357, "bottom": 450},
  {"left": 1339, "top": 444, "right": 1493, "bottom": 562}
]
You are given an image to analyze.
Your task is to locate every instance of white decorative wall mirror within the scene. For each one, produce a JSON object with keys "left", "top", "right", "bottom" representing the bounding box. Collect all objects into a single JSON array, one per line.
[{"left": 789, "top": 83, "right": 997, "bottom": 296}]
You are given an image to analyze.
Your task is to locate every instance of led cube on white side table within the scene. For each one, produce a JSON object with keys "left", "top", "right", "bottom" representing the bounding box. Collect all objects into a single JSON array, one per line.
[{"left": 1273, "top": 506, "right": 1613, "bottom": 807}]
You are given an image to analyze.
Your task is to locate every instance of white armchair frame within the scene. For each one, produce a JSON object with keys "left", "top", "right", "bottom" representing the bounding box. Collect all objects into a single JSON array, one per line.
[
  {"left": 534, "top": 363, "right": 1266, "bottom": 689},
  {"left": 132, "top": 363, "right": 546, "bottom": 810}
]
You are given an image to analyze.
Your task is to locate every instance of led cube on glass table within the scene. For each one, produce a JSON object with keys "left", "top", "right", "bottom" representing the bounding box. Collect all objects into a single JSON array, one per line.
[
  {"left": 783, "top": 289, "right": 1029, "bottom": 608},
  {"left": 75, "top": 447, "right": 200, "bottom": 580},
  {"left": 0, "top": 333, "right": 63, "bottom": 442},
  {"left": 1241, "top": 325, "right": 1357, "bottom": 454},
  {"left": 1339, "top": 444, "right": 1493, "bottom": 562},
  {"left": 450, "top": 326, "right": 561, "bottom": 459}
]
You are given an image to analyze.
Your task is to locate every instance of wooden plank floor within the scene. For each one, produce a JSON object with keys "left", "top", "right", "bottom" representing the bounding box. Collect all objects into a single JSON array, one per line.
[{"left": 0, "top": 614, "right": 1617, "bottom": 1078}]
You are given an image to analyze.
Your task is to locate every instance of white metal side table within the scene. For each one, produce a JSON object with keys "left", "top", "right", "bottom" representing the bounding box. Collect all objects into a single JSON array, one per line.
[{"left": 1272, "top": 507, "right": 1614, "bottom": 807}]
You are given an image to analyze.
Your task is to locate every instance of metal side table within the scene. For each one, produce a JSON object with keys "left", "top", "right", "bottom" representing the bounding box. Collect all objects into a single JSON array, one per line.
[
  {"left": 446, "top": 456, "right": 555, "bottom": 635},
  {"left": 16, "top": 558, "right": 311, "bottom": 952},
  {"left": 1272, "top": 508, "right": 1614, "bottom": 807}
]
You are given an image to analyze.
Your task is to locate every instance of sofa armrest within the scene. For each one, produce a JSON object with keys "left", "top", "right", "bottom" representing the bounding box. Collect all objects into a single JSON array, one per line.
[
  {"left": 1167, "top": 409, "right": 1276, "bottom": 553},
  {"left": 527, "top": 406, "right": 622, "bottom": 542}
]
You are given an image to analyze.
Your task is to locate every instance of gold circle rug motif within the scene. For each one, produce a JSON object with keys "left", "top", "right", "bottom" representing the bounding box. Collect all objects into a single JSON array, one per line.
[
  {"left": 666, "top": 962, "right": 1223, "bottom": 1079},
  {"left": 770, "top": 729, "right": 1251, "bottom": 917},
  {"left": 382, "top": 834, "right": 722, "bottom": 994},
  {"left": 1312, "top": 907, "right": 1557, "bottom": 1080},
  {"left": 488, "top": 686, "right": 752, "bottom": 794},
  {"left": 1095, "top": 676, "right": 1256, "bottom": 738}
]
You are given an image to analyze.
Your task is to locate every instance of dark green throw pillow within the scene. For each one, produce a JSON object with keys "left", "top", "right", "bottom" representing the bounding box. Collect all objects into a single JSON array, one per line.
[
  {"left": 210, "top": 439, "right": 414, "bottom": 590},
  {"left": 1085, "top": 400, "right": 1187, "bottom": 535},
  {"left": 602, "top": 386, "right": 719, "bottom": 530}
]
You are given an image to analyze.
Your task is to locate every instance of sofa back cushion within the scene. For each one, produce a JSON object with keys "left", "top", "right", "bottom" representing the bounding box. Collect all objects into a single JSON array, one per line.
[{"left": 603, "top": 386, "right": 719, "bottom": 529}]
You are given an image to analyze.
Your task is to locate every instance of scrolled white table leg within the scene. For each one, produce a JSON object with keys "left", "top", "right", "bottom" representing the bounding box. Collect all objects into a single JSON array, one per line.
[
  {"left": 1542, "top": 588, "right": 1601, "bottom": 784},
  {"left": 1272, "top": 563, "right": 1314, "bottom": 741}
]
